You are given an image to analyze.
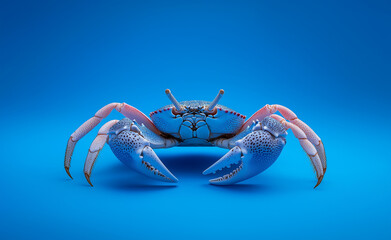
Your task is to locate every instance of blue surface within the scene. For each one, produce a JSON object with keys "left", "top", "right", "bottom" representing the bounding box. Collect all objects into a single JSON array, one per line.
[{"left": 1, "top": 1, "right": 391, "bottom": 239}]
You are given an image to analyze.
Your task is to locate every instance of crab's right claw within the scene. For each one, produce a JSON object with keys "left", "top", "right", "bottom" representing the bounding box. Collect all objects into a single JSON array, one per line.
[
  {"left": 203, "top": 130, "right": 286, "bottom": 185},
  {"left": 108, "top": 119, "right": 178, "bottom": 183},
  {"left": 138, "top": 146, "right": 178, "bottom": 183}
]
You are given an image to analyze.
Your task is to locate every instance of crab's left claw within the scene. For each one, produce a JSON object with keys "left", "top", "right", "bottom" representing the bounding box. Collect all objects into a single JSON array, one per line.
[
  {"left": 204, "top": 117, "right": 325, "bottom": 187},
  {"left": 203, "top": 146, "right": 248, "bottom": 185},
  {"left": 203, "top": 129, "right": 287, "bottom": 185}
]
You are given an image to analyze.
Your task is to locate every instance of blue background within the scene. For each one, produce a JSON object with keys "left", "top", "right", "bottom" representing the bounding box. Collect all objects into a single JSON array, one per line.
[{"left": 1, "top": 0, "right": 390, "bottom": 239}]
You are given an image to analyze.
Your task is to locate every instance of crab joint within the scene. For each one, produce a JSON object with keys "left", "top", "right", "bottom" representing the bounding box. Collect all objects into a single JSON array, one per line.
[
  {"left": 207, "top": 89, "right": 224, "bottom": 111},
  {"left": 165, "top": 89, "right": 183, "bottom": 111}
]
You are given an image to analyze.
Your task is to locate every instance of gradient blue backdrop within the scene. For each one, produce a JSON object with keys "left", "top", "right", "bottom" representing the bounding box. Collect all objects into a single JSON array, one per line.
[{"left": 1, "top": 1, "right": 390, "bottom": 239}]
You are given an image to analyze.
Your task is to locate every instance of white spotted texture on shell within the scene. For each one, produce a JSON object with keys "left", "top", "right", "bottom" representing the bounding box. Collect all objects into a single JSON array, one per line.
[
  {"left": 261, "top": 117, "right": 288, "bottom": 138},
  {"left": 109, "top": 118, "right": 174, "bottom": 150},
  {"left": 239, "top": 130, "right": 285, "bottom": 170},
  {"left": 109, "top": 130, "right": 146, "bottom": 165}
]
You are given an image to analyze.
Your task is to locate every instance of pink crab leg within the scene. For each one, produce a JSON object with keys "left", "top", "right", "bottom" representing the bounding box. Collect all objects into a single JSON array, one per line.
[
  {"left": 241, "top": 104, "right": 326, "bottom": 173},
  {"left": 271, "top": 114, "right": 324, "bottom": 188},
  {"left": 83, "top": 120, "right": 119, "bottom": 186},
  {"left": 270, "top": 114, "right": 327, "bottom": 173},
  {"left": 65, "top": 103, "right": 160, "bottom": 179},
  {"left": 269, "top": 114, "right": 287, "bottom": 125}
]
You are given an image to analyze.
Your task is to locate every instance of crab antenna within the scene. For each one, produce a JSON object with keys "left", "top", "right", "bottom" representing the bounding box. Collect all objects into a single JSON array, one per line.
[
  {"left": 207, "top": 89, "right": 224, "bottom": 111},
  {"left": 165, "top": 89, "right": 182, "bottom": 111}
]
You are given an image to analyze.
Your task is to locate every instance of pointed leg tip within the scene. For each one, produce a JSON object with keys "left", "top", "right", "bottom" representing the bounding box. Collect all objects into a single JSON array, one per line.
[
  {"left": 314, "top": 175, "right": 324, "bottom": 189},
  {"left": 65, "top": 167, "right": 73, "bottom": 179},
  {"left": 84, "top": 172, "right": 94, "bottom": 187}
]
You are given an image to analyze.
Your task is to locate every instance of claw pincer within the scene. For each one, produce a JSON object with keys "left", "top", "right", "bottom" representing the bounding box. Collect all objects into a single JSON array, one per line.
[
  {"left": 204, "top": 117, "right": 287, "bottom": 185},
  {"left": 108, "top": 118, "right": 178, "bottom": 183}
]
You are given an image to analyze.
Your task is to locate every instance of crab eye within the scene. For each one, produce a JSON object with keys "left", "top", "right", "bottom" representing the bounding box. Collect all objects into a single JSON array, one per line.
[
  {"left": 204, "top": 107, "right": 217, "bottom": 115},
  {"left": 172, "top": 107, "right": 183, "bottom": 115}
]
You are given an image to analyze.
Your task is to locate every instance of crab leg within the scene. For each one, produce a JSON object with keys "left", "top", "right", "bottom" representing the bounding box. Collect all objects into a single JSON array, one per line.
[
  {"left": 241, "top": 104, "right": 326, "bottom": 173},
  {"left": 65, "top": 103, "right": 160, "bottom": 179},
  {"left": 270, "top": 114, "right": 324, "bottom": 187},
  {"left": 83, "top": 120, "right": 119, "bottom": 186}
]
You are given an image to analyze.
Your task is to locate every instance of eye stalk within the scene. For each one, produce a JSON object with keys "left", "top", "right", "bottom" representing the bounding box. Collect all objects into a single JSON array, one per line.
[
  {"left": 206, "top": 89, "right": 224, "bottom": 112},
  {"left": 165, "top": 89, "right": 183, "bottom": 112}
]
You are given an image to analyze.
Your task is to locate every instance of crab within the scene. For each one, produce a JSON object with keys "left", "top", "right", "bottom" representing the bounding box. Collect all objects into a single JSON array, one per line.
[{"left": 64, "top": 89, "right": 327, "bottom": 188}]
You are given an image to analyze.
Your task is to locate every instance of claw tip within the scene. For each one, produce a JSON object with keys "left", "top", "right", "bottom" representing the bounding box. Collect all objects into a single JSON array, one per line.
[
  {"left": 65, "top": 167, "right": 73, "bottom": 179},
  {"left": 314, "top": 175, "right": 324, "bottom": 189},
  {"left": 84, "top": 172, "right": 93, "bottom": 187}
]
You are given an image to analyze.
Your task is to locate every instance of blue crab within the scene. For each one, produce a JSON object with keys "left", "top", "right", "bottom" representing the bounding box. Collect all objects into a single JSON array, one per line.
[{"left": 65, "top": 90, "right": 327, "bottom": 188}]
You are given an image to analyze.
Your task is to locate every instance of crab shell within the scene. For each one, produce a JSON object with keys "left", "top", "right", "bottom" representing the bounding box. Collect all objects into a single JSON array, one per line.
[{"left": 150, "top": 100, "right": 246, "bottom": 146}]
